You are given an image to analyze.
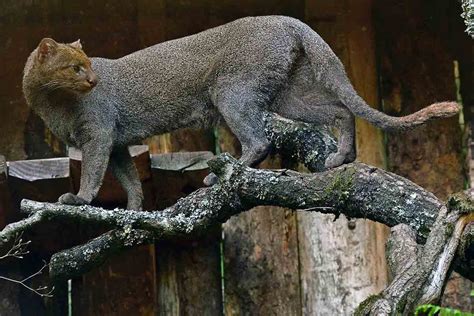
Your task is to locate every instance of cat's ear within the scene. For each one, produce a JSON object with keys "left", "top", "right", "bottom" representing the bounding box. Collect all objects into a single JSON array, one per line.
[
  {"left": 70, "top": 39, "right": 82, "bottom": 50},
  {"left": 37, "top": 38, "right": 58, "bottom": 63}
]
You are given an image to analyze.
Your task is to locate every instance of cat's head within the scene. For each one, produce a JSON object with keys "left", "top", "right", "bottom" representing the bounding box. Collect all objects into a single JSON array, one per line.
[{"left": 29, "top": 38, "right": 98, "bottom": 94}]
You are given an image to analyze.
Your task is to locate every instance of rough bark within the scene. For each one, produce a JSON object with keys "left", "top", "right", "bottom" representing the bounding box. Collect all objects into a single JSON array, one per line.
[
  {"left": 1, "top": 155, "right": 473, "bottom": 315},
  {"left": 356, "top": 193, "right": 474, "bottom": 315}
]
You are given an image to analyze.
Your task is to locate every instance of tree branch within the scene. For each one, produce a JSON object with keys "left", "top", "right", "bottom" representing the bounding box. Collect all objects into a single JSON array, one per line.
[
  {"left": 0, "top": 155, "right": 465, "bottom": 277},
  {"left": 0, "top": 113, "right": 472, "bottom": 314}
]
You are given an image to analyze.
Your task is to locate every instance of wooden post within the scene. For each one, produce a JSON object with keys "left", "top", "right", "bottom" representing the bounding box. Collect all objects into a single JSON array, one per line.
[
  {"left": 148, "top": 144, "right": 222, "bottom": 316},
  {"left": 151, "top": 152, "right": 223, "bottom": 315},
  {"left": 298, "top": 1, "right": 389, "bottom": 314},
  {"left": 69, "top": 145, "right": 157, "bottom": 316},
  {"left": 374, "top": 0, "right": 471, "bottom": 310}
]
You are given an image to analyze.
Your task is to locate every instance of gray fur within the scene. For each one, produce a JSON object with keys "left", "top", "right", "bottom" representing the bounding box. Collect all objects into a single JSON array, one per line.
[{"left": 22, "top": 16, "right": 457, "bottom": 210}]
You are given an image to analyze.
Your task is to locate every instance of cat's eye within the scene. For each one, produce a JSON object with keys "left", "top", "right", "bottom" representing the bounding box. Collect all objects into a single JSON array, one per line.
[{"left": 72, "top": 65, "right": 81, "bottom": 73}]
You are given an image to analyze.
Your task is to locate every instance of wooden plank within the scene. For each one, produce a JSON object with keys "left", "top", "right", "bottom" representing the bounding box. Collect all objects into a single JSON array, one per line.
[
  {"left": 298, "top": 1, "right": 389, "bottom": 315},
  {"left": 70, "top": 145, "right": 157, "bottom": 316},
  {"left": 7, "top": 157, "right": 72, "bottom": 243},
  {"left": 374, "top": 0, "right": 471, "bottom": 310},
  {"left": 72, "top": 246, "right": 156, "bottom": 316},
  {"left": 60, "top": 0, "right": 140, "bottom": 58},
  {"left": 7, "top": 157, "right": 69, "bottom": 205},
  {"left": 0, "top": 1, "right": 35, "bottom": 161},
  {"left": 7, "top": 157, "right": 77, "bottom": 253}
]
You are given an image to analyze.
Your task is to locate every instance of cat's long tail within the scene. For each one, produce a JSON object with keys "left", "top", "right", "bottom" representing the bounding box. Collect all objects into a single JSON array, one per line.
[{"left": 299, "top": 26, "right": 460, "bottom": 132}]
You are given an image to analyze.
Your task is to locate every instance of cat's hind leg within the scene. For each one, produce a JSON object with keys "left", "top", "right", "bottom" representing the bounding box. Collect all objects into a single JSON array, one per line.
[
  {"left": 324, "top": 108, "right": 356, "bottom": 168},
  {"left": 204, "top": 86, "right": 271, "bottom": 185},
  {"left": 277, "top": 98, "right": 356, "bottom": 169}
]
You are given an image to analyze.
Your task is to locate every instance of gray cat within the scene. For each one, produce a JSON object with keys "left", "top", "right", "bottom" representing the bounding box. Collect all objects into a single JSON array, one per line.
[{"left": 22, "top": 16, "right": 459, "bottom": 210}]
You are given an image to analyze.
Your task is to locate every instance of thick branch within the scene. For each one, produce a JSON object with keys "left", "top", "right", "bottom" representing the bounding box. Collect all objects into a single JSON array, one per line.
[
  {"left": 49, "top": 228, "right": 154, "bottom": 280},
  {"left": 263, "top": 113, "right": 336, "bottom": 172},
  {"left": 0, "top": 154, "right": 462, "bottom": 281}
]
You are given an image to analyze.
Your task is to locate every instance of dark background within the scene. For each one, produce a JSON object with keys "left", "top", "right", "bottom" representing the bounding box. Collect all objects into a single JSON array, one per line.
[{"left": 0, "top": 0, "right": 473, "bottom": 315}]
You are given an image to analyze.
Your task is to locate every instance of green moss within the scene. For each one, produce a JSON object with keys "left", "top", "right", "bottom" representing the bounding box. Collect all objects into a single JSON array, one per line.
[
  {"left": 418, "top": 224, "right": 432, "bottom": 240},
  {"left": 447, "top": 192, "right": 474, "bottom": 214},
  {"left": 396, "top": 296, "right": 408, "bottom": 314},
  {"left": 353, "top": 294, "right": 383, "bottom": 316},
  {"left": 323, "top": 167, "right": 356, "bottom": 207},
  {"left": 445, "top": 222, "right": 455, "bottom": 238}
]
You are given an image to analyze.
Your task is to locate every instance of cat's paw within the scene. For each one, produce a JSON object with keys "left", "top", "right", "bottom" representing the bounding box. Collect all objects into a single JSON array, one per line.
[
  {"left": 324, "top": 153, "right": 346, "bottom": 169},
  {"left": 344, "top": 151, "right": 357, "bottom": 164},
  {"left": 203, "top": 173, "right": 218, "bottom": 186},
  {"left": 58, "top": 193, "right": 88, "bottom": 206}
]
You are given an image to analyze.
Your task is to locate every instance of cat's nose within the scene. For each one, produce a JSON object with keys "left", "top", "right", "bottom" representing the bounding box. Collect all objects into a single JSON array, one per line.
[{"left": 87, "top": 74, "right": 98, "bottom": 87}]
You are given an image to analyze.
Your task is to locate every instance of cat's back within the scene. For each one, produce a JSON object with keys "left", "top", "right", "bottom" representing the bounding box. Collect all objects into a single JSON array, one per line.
[{"left": 105, "top": 15, "right": 306, "bottom": 73}]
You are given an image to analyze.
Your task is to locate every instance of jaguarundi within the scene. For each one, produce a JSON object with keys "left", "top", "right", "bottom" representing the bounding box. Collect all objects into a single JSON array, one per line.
[{"left": 22, "top": 16, "right": 459, "bottom": 210}]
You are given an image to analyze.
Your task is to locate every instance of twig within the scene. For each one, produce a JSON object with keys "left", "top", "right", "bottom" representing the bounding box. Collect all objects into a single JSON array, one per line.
[
  {"left": 0, "top": 233, "right": 31, "bottom": 260},
  {"left": 0, "top": 261, "right": 54, "bottom": 297}
]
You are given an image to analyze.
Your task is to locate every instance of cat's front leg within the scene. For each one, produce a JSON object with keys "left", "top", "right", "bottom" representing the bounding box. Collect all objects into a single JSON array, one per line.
[
  {"left": 109, "top": 147, "right": 144, "bottom": 210},
  {"left": 58, "top": 134, "right": 113, "bottom": 206}
]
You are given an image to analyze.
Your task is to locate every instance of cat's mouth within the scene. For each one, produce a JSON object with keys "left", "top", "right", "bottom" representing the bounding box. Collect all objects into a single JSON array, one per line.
[
  {"left": 76, "top": 79, "right": 98, "bottom": 93},
  {"left": 75, "top": 84, "right": 94, "bottom": 93}
]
